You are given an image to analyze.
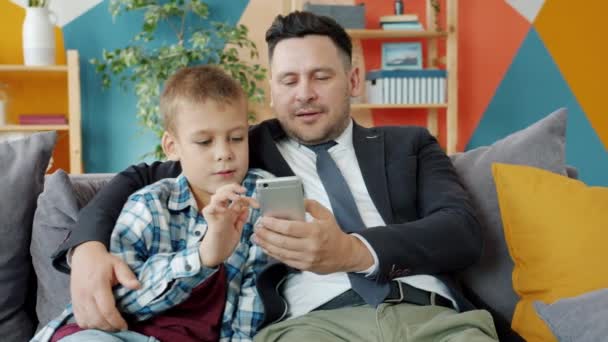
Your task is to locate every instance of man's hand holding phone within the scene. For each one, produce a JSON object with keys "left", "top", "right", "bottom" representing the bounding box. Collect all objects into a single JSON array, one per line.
[
  {"left": 200, "top": 183, "right": 259, "bottom": 267},
  {"left": 253, "top": 177, "right": 373, "bottom": 274}
]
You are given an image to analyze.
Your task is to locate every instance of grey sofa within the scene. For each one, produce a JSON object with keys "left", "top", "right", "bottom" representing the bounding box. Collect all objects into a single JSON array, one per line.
[{"left": 1, "top": 108, "right": 574, "bottom": 341}]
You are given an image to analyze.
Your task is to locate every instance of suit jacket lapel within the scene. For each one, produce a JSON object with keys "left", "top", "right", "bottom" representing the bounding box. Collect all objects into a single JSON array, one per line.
[
  {"left": 250, "top": 119, "right": 295, "bottom": 177},
  {"left": 352, "top": 122, "right": 393, "bottom": 223}
]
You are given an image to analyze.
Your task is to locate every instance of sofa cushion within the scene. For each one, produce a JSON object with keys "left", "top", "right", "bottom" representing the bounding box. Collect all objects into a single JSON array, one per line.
[
  {"left": 493, "top": 163, "right": 608, "bottom": 342},
  {"left": 534, "top": 288, "right": 608, "bottom": 342},
  {"left": 450, "top": 108, "right": 568, "bottom": 323},
  {"left": 68, "top": 173, "right": 113, "bottom": 208},
  {"left": 31, "top": 171, "right": 113, "bottom": 329},
  {"left": 0, "top": 131, "right": 56, "bottom": 341},
  {"left": 31, "top": 170, "right": 78, "bottom": 329}
]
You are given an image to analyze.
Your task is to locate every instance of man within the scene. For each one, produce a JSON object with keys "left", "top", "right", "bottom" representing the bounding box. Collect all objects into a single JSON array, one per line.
[{"left": 54, "top": 11, "right": 499, "bottom": 342}]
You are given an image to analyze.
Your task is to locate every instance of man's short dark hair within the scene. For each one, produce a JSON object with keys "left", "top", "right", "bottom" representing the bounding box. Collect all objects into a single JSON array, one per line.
[{"left": 265, "top": 11, "right": 352, "bottom": 68}]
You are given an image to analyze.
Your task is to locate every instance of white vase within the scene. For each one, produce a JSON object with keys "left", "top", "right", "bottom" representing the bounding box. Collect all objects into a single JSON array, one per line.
[{"left": 22, "top": 7, "right": 56, "bottom": 66}]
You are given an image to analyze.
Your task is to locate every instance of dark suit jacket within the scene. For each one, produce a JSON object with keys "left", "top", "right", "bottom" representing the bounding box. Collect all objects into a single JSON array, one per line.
[{"left": 52, "top": 119, "right": 521, "bottom": 340}]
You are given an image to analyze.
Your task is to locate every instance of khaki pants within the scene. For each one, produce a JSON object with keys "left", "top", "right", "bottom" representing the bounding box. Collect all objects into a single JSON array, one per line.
[{"left": 254, "top": 303, "right": 498, "bottom": 342}]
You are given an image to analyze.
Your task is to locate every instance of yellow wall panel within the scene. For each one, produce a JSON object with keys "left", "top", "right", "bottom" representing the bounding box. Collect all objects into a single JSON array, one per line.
[
  {"left": 0, "top": 0, "right": 69, "bottom": 171},
  {"left": 535, "top": 0, "right": 608, "bottom": 149}
]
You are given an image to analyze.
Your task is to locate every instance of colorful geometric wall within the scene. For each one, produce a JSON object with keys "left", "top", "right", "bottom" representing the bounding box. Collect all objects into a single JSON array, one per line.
[
  {"left": 3, "top": 0, "right": 606, "bottom": 186},
  {"left": 467, "top": 0, "right": 608, "bottom": 186},
  {"left": 360, "top": 0, "right": 608, "bottom": 186}
]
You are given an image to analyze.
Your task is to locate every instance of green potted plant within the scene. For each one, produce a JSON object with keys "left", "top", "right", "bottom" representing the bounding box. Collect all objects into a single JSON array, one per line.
[
  {"left": 430, "top": 0, "right": 441, "bottom": 31},
  {"left": 91, "top": 0, "right": 266, "bottom": 159},
  {"left": 27, "top": 0, "right": 48, "bottom": 6}
]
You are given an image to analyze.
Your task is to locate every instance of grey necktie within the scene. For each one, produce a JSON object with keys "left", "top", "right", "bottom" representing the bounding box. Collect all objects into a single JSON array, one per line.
[{"left": 307, "top": 141, "right": 390, "bottom": 307}]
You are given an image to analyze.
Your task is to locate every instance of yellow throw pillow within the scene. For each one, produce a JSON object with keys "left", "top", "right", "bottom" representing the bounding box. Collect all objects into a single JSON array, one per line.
[{"left": 492, "top": 163, "right": 608, "bottom": 342}]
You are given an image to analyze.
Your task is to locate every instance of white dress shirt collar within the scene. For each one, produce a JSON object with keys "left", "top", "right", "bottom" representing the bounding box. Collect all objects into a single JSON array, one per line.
[{"left": 286, "top": 119, "right": 354, "bottom": 153}]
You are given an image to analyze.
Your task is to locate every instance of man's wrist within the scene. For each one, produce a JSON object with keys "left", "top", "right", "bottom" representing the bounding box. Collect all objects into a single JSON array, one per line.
[
  {"left": 72, "top": 241, "right": 106, "bottom": 260},
  {"left": 344, "top": 234, "right": 374, "bottom": 272}
]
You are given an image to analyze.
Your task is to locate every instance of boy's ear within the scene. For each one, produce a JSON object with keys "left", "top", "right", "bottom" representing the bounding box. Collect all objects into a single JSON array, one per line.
[{"left": 162, "top": 131, "right": 180, "bottom": 161}]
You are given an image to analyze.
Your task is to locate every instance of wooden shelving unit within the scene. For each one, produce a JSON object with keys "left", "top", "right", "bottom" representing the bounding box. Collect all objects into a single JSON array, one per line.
[
  {"left": 0, "top": 65, "right": 68, "bottom": 72},
  {"left": 0, "top": 124, "right": 69, "bottom": 131},
  {"left": 283, "top": 0, "right": 459, "bottom": 154},
  {"left": 353, "top": 0, "right": 458, "bottom": 154},
  {"left": 352, "top": 103, "right": 448, "bottom": 110},
  {"left": 346, "top": 29, "right": 448, "bottom": 39},
  {"left": 0, "top": 50, "right": 83, "bottom": 173}
]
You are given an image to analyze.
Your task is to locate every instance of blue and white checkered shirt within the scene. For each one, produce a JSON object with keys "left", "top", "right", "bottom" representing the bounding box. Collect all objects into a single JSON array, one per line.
[{"left": 32, "top": 169, "right": 272, "bottom": 342}]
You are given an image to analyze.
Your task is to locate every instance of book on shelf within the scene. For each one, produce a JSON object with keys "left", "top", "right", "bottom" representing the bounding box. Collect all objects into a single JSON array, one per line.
[
  {"left": 365, "top": 69, "right": 447, "bottom": 105},
  {"left": 379, "top": 13, "right": 424, "bottom": 31},
  {"left": 381, "top": 22, "right": 424, "bottom": 30},
  {"left": 18, "top": 114, "right": 67, "bottom": 125},
  {"left": 379, "top": 14, "right": 419, "bottom": 23}
]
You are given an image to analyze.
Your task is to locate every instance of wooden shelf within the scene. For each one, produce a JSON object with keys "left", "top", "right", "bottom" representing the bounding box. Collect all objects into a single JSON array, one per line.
[
  {"left": 0, "top": 51, "right": 82, "bottom": 173},
  {"left": 282, "top": 0, "right": 459, "bottom": 154},
  {"left": 0, "top": 65, "right": 68, "bottom": 72},
  {"left": 352, "top": 103, "right": 448, "bottom": 110},
  {"left": 346, "top": 29, "right": 448, "bottom": 39},
  {"left": 0, "top": 124, "right": 69, "bottom": 132}
]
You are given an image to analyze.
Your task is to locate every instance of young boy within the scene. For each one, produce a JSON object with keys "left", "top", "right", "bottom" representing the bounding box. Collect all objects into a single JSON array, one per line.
[{"left": 32, "top": 65, "right": 272, "bottom": 342}]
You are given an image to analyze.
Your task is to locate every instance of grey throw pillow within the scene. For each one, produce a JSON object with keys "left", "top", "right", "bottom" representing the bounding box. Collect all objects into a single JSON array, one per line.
[
  {"left": 31, "top": 172, "right": 113, "bottom": 329},
  {"left": 534, "top": 288, "right": 608, "bottom": 342},
  {"left": 450, "top": 108, "right": 568, "bottom": 322},
  {"left": 0, "top": 131, "right": 56, "bottom": 341},
  {"left": 30, "top": 170, "right": 77, "bottom": 329}
]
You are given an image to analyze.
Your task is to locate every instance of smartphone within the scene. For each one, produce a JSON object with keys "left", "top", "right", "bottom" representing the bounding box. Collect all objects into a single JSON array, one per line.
[{"left": 256, "top": 176, "right": 306, "bottom": 221}]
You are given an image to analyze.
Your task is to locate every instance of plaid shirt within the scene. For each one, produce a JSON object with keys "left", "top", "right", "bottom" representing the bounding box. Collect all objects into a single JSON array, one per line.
[{"left": 32, "top": 169, "right": 272, "bottom": 342}]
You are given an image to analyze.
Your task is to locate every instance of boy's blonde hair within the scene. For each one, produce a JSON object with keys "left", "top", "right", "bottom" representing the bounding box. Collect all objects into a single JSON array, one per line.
[{"left": 160, "top": 65, "right": 245, "bottom": 134}]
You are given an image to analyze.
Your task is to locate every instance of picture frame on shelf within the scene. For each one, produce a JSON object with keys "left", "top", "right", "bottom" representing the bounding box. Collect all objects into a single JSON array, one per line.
[{"left": 381, "top": 42, "right": 422, "bottom": 70}]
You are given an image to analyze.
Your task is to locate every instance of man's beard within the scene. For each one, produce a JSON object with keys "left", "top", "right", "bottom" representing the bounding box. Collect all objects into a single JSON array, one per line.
[
  {"left": 283, "top": 112, "right": 350, "bottom": 145},
  {"left": 279, "top": 93, "right": 352, "bottom": 145}
]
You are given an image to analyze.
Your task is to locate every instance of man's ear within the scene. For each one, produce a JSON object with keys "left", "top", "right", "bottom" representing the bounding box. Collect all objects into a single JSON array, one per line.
[
  {"left": 162, "top": 131, "right": 180, "bottom": 161},
  {"left": 348, "top": 66, "right": 362, "bottom": 97},
  {"left": 268, "top": 77, "right": 274, "bottom": 107}
]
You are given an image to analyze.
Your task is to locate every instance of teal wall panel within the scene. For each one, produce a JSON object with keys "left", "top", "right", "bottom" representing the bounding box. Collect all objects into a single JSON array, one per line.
[{"left": 467, "top": 29, "right": 608, "bottom": 186}]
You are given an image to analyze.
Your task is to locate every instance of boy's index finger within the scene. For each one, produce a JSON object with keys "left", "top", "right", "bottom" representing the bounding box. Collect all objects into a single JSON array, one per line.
[
  {"left": 247, "top": 197, "right": 260, "bottom": 208},
  {"left": 216, "top": 183, "right": 246, "bottom": 195},
  {"left": 230, "top": 196, "right": 259, "bottom": 210},
  {"left": 213, "top": 184, "right": 245, "bottom": 200},
  {"left": 229, "top": 183, "right": 247, "bottom": 194}
]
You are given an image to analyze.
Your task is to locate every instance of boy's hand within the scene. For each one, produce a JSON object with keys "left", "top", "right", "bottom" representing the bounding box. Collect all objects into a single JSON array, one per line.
[{"left": 200, "top": 183, "right": 259, "bottom": 267}]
